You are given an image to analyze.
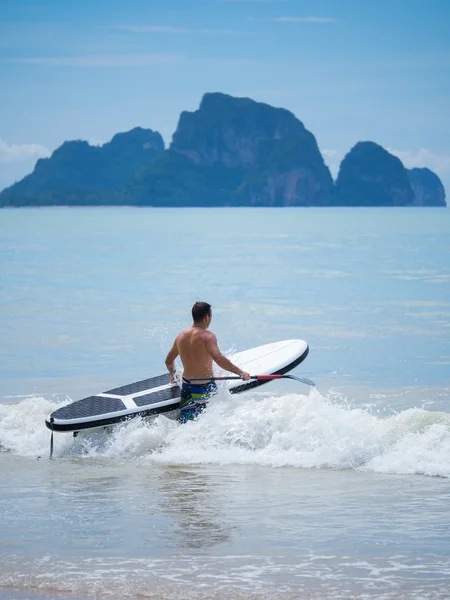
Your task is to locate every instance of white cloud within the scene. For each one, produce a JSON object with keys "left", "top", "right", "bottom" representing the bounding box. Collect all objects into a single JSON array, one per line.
[
  {"left": 4, "top": 54, "right": 257, "bottom": 69},
  {"left": 118, "top": 25, "right": 240, "bottom": 34},
  {"left": 272, "top": 16, "right": 334, "bottom": 22},
  {"left": 0, "top": 139, "right": 51, "bottom": 192},
  {"left": 118, "top": 25, "right": 191, "bottom": 33},
  {"left": 87, "top": 138, "right": 107, "bottom": 147},
  {"left": 388, "top": 148, "right": 450, "bottom": 174},
  {"left": 320, "top": 149, "right": 341, "bottom": 178},
  {"left": 4, "top": 53, "right": 183, "bottom": 67},
  {"left": 250, "top": 16, "right": 335, "bottom": 22},
  {"left": 321, "top": 149, "right": 339, "bottom": 158},
  {"left": 0, "top": 139, "right": 50, "bottom": 164}
]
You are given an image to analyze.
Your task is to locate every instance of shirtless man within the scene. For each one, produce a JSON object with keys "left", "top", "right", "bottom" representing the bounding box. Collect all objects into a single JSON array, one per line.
[{"left": 165, "top": 301, "right": 250, "bottom": 423}]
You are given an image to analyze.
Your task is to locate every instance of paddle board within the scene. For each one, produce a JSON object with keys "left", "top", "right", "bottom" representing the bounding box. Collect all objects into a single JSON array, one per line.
[{"left": 45, "top": 339, "right": 309, "bottom": 433}]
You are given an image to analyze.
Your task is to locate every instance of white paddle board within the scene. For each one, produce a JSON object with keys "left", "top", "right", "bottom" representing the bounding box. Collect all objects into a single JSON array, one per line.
[{"left": 45, "top": 339, "right": 309, "bottom": 433}]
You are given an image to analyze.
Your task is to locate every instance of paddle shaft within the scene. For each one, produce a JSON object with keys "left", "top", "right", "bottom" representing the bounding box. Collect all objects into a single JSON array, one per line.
[
  {"left": 211, "top": 375, "right": 287, "bottom": 380},
  {"left": 185, "top": 374, "right": 315, "bottom": 386}
]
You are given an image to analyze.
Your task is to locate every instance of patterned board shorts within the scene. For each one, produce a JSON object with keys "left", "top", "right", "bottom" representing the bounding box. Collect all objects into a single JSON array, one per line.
[{"left": 179, "top": 379, "right": 218, "bottom": 423}]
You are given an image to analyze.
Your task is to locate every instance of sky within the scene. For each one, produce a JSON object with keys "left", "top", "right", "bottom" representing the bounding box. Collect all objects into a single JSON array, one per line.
[{"left": 1, "top": 0, "right": 450, "bottom": 194}]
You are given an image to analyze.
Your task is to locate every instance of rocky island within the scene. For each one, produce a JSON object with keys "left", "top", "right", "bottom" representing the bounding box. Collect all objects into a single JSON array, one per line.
[
  {"left": 0, "top": 93, "right": 446, "bottom": 207},
  {"left": 407, "top": 167, "right": 446, "bottom": 207}
]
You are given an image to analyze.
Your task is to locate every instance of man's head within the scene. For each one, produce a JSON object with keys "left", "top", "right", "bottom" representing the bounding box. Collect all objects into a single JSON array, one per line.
[{"left": 192, "top": 301, "right": 212, "bottom": 327}]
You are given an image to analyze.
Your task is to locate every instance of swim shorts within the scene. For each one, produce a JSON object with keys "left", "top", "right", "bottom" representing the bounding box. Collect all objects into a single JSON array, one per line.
[{"left": 179, "top": 378, "right": 217, "bottom": 423}]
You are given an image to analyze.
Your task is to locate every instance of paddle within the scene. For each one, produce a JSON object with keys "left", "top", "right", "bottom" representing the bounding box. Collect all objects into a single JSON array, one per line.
[
  {"left": 185, "top": 374, "right": 315, "bottom": 387},
  {"left": 49, "top": 417, "right": 54, "bottom": 459}
]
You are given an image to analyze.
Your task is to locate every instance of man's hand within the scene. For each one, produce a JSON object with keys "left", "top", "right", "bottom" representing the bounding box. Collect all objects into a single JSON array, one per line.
[
  {"left": 240, "top": 371, "right": 251, "bottom": 381},
  {"left": 165, "top": 340, "right": 179, "bottom": 383}
]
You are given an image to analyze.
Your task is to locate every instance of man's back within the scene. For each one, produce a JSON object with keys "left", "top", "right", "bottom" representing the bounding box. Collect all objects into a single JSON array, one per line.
[
  {"left": 165, "top": 301, "right": 250, "bottom": 391},
  {"left": 176, "top": 327, "right": 214, "bottom": 379}
]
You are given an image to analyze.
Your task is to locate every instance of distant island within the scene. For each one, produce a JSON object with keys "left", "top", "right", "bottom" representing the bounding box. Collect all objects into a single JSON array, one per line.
[{"left": 0, "top": 93, "right": 446, "bottom": 208}]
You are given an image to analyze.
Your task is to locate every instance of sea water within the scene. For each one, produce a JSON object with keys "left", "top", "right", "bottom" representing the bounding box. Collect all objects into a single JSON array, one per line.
[{"left": 0, "top": 207, "right": 449, "bottom": 600}]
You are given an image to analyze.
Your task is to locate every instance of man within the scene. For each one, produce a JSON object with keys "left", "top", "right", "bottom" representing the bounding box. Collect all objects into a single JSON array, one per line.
[{"left": 165, "top": 301, "right": 250, "bottom": 423}]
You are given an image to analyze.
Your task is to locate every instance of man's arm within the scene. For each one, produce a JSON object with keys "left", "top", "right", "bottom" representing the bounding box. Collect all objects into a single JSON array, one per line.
[
  {"left": 165, "top": 340, "right": 179, "bottom": 382},
  {"left": 205, "top": 334, "right": 250, "bottom": 380}
]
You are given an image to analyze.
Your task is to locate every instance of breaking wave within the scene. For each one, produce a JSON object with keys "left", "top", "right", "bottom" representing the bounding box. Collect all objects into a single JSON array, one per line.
[{"left": 1, "top": 388, "right": 450, "bottom": 478}]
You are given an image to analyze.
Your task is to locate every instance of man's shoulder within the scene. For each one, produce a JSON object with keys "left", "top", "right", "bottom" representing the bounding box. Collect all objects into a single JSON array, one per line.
[
  {"left": 176, "top": 328, "right": 191, "bottom": 341},
  {"left": 202, "top": 330, "right": 216, "bottom": 342},
  {"left": 193, "top": 328, "right": 215, "bottom": 341},
  {"left": 177, "top": 327, "right": 214, "bottom": 339}
]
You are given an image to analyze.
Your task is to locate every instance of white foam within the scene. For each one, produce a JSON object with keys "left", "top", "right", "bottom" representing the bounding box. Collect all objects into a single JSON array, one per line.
[
  {"left": 1, "top": 552, "right": 449, "bottom": 600},
  {"left": 0, "top": 396, "right": 74, "bottom": 456},
  {"left": 1, "top": 389, "right": 450, "bottom": 477}
]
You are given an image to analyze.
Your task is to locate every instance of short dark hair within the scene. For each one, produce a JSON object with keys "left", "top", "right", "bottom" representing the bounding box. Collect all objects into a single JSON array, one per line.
[{"left": 192, "top": 301, "right": 212, "bottom": 322}]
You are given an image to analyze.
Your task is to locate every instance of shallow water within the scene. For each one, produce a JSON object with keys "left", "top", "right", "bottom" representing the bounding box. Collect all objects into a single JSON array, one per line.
[{"left": 1, "top": 207, "right": 450, "bottom": 599}]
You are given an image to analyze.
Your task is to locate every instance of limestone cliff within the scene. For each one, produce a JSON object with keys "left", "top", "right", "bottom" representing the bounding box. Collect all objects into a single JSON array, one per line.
[
  {"left": 1, "top": 93, "right": 446, "bottom": 208},
  {"left": 237, "top": 133, "right": 334, "bottom": 206},
  {"left": 335, "top": 142, "right": 414, "bottom": 206},
  {"left": 132, "top": 92, "right": 333, "bottom": 206},
  {"left": 0, "top": 127, "right": 164, "bottom": 206},
  {"left": 408, "top": 167, "right": 446, "bottom": 207},
  {"left": 171, "top": 92, "right": 306, "bottom": 168}
]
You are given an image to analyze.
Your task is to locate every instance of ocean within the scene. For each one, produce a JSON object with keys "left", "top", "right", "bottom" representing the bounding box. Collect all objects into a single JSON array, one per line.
[{"left": 0, "top": 207, "right": 449, "bottom": 600}]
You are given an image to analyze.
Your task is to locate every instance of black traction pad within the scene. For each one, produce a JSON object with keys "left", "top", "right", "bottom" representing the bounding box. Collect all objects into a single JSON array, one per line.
[
  {"left": 105, "top": 373, "right": 171, "bottom": 396},
  {"left": 51, "top": 396, "right": 127, "bottom": 420},
  {"left": 133, "top": 385, "right": 180, "bottom": 407}
]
